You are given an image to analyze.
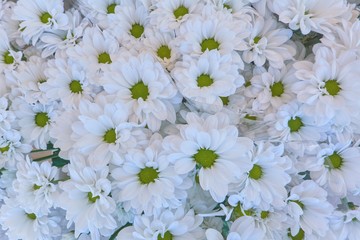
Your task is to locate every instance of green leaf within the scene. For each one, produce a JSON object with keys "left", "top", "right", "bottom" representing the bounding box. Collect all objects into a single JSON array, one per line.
[{"left": 52, "top": 156, "right": 70, "bottom": 167}]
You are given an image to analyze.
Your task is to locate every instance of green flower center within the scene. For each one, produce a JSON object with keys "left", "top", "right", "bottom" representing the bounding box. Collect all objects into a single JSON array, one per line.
[
  {"left": 324, "top": 79, "right": 341, "bottom": 96},
  {"left": 291, "top": 200, "right": 305, "bottom": 210},
  {"left": 197, "top": 74, "right": 213, "bottom": 87},
  {"left": 158, "top": 231, "right": 173, "bottom": 240},
  {"left": 270, "top": 82, "right": 284, "bottom": 97},
  {"left": 220, "top": 96, "right": 229, "bottom": 106},
  {"left": 3, "top": 51, "right": 14, "bottom": 64},
  {"left": 157, "top": 45, "right": 171, "bottom": 60},
  {"left": 69, "top": 80, "right": 83, "bottom": 94},
  {"left": 98, "top": 52, "right": 112, "bottom": 64},
  {"left": 35, "top": 112, "right": 49, "bottom": 128},
  {"left": 0, "top": 145, "right": 10, "bottom": 153},
  {"left": 38, "top": 79, "right": 47, "bottom": 84},
  {"left": 232, "top": 204, "right": 253, "bottom": 220},
  {"left": 223, "top": 4, "right": 232, "bottom": 10},
  {"left": 138, "top": 167, "right": 159, "bottom": 184},
  {"left": 249, "top": 164, "right": 263, "bottom": 180},
  {"left": 288, "top": 228, "right": 304, "bottom": 240},
  {"left": 260, "top": 211, "right": 269, "bottom": 219},
  {"left": 40, "top": 12, "right": 52, "bottom": 24},
  {"left": 130, "top": 23, "right": 144, "bottom": 39},
  {"left": 253, "top": 36, "right": 261, "bottom": 44},
  {"left": 324, "top": 151, "right": 343, "bottom": 169},
  {"left": 27, "top": 213, "right": 37, "bottom": 220},
  {"left": 107, "top": 3, "right": 117, "bottom": 14},
  {"left": 87, "top": 192, "right": 100, "bottom": 203},
  {"left": 193, "top": 148, "right": 218, "bottom": 169},
  {"left": 103, "top": 128, "right": 117, "bottom": 144},
  {"left": 33, "top": 184, "right": 41, "bottom": 190},
  {"left": 130, "top": 81, "right": 149, "bottom": 101},
  {"left": 244, "top": 114, "right": 257, "bottom": 121},
  {"left": 288, "top": 117, "right": 303, "bottom": 132},
  {"left": 173, "top": 5, "right": 188, "bottom": 19},
  {"left": 200, "top": 38, "right": 220, "bottom": 52}
]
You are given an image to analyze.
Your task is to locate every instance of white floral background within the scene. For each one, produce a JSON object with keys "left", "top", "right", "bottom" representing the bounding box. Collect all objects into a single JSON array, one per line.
[{"left": 0, "top": 0, "right": 360, "bottom": 239}]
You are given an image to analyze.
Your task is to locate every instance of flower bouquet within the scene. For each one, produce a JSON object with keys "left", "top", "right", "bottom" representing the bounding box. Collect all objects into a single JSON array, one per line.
[{"left": 1, "top": 0, "right": 360, "bottom": 239}]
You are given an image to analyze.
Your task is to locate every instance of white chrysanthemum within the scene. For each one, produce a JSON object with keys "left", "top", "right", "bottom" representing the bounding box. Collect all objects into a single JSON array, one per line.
[
  {"left": 111, "top": 134, "right": 191, "bottom": 215},
  {"left": 287, "top": 180, "right": 334, "bottom": 238},
  {"left": 293, "top": 46, "right": 360, "bottom": 126},
  {"left": 14, "top": 99, "right": 59, "bottom": 149},
  {"left": 117, "top": 207, "right": 205, "bottom": 239},
  {"left": 102, "top": 52, "right": 181, "bottom": 131},
  {"left": 12, "top": 0, "right": 69, "bottom": 45},
  {"left": 231, "top": 142, "right": 291, "bottom": 210},
  {"left": 142, "top": 28, "right": 179, "bottom": 70},
  {"left": 165, "top": 112, "right": 253, "bottom": 202},
  {"left": 206, "top": 216, "right": 266, "bottom": 240},
  {"left": 109, "top": 1, "right": 149, "bottom": 50},
  {"left": 238, "top": 16, "right": 295, "bottom": 68},
  {"left": 332, "top": 208, "right": 360, "bottom": 240},
  {"left": 41, "top": 58, "right": 93, "bottom": 109},
  {"left": 149, "top": 0, "right": 202, "bottom": 32},
  {"left": 12, "top": 156, "right": 59, "bottom": 215},
  {"left": 307, "top": 140, "right": 360, "bottom": 197},
  {"left": 12, "top": 56, "right": 49, "bottom": 104},
  {"left": 66, "top": 27, "right": 122, "bottom": 84},
  {"left": 0, "top": 97, "right": 15, "bottom": 131},
  {"left": 57, "top": 158, "right": 117, "bottom": 240},
  {"left": 269, "top": 0, "right": 353, "bottom": 35},
  {"left": 0, "top": 129, "right": 32, "bottom": 169},
  {"left": 321, "top": 19, "right": 360, "bottom": 59},
  {"left": 38, "top": 9, "right": 90, "bottom": 58},
  {"left": 177, "top": 10, "right": 248, "bottom": 56},
  {"left": 0, "top": 197, "right": 61, "bottom": 240},
  {"left": 245, "top": 65, "right": 297, "bottom": 113},
  {"left": 0, "top": 27, "right": 22, "bottom": 71},
  {"left": 172, "top": 51, "right": 244, "bottom": 107},
  {"left": 71, "top": 96, "right": 150, "bottom": 170}
]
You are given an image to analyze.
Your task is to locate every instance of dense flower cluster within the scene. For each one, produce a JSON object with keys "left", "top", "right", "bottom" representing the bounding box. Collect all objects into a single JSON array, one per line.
[{"left": 0, "top": 0, "right": 360, "bottom": 239}]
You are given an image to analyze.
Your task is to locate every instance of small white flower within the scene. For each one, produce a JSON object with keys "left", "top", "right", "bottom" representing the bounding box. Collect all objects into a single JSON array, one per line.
[
  {"left": 287, "top": 180, "right": 334, "bottom": 238},
  {"left": 0, "top": 27, "right": 22, "bottom": 71},
  {"left": 238, "top": 16, "right": 295, "bottom": 68},
  {"left": 57, "top": 158, "right": 117, "bottom": 240},
  {"left": 166, "top": 112, "right": 253, "bottom": 202},
  {"left": 12, "top": 156, "right": 59, "bottom": 215},
  {"left": 102, "top": 52, "right": 181, "bottom": 132},
  {"left": 12, "top": 0, "right": 69, "bottom": 45}
]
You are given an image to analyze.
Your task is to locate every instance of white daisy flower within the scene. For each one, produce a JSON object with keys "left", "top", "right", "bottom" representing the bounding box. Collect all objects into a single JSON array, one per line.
[
  {"left": 0, "top": 129, "right": 32, "bottom": 170},
  {"left": 287, "top": 180, "right": 334, "bottom": 238},
  {"left": 66, "top": 27, "right": 122, "bottom": 84},
  {"left": 0, "top": 27, "right": 22, "bottom": 71},
  {"left": 12, "top": 55, "right": 49, "bottom": 104},
  {"left": 321, "top": 19, "right": 360, "bottom": 59},
  {"left": 246, "top": 65, "right": 297, "bottom": 114},
  {"left": 177, "top": 10, "right": 248, "bottom": 56},
  {"left": 12, "top": 156, "right": 59, "bottom": 215},
  {"left": 293, "top": 46, "right": 360, "bottom": 126},
  {"left": 142, "top": 28, "right": 179, "bottom": 70},
  {"left": 231, "top": 142, "right": 291, "bottom": 211},
  {"left": 109, "top": 1, "right": 149, "bottom": 50},
  {"left": 308, "top": 140, "right": 360, "bottom": 197},
  {"left": 102, "top": 52, "right": 181, "bottom": 132},
  {"left": 117, "top": 207, "right": 205, "bottom": 239},
  {"left": 111, "top": 134, "right": 191, "bottom": 215},
  {"left": 269, "top": 0, "right": 353, "bottom": 35},
  {"left": 165, "top": 112, "right": 253, "bottom": 202},
  {"left": 238, "top": 16, "right": 296, "bottom": 69},
  {"left": 0, "top": 197, "right": 61, "bottom": 240},
  {"left": 38, "top": 9, "right": 90, "bottom": 58},
  {"left": 14, "top": 99, "right": 59, "bottom": 150},
  {"left": 149, "top": 0, "right": 202, "bottom": 32},
  {"left": 332, "top": 208, "right": 360, "bottom": 240},
  {"left": 57, "top": 158, "right": 117, "bottom": 240},
  {"left": 41, "top": 58, "right": 93, "bottom": 109},
  {"left": 12, "top": 0, "right": 69, "bottom": 45},
  {"left": 71, "top": 96, "right": 150, "bottom": 170},
  {"left": 172, "top": 51, "right": 244, "bottom": 107}
]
